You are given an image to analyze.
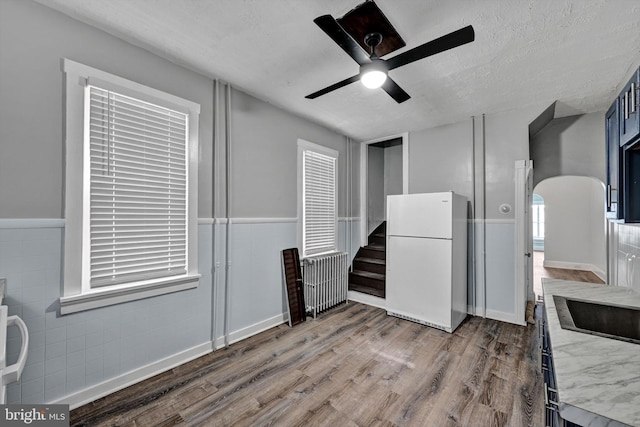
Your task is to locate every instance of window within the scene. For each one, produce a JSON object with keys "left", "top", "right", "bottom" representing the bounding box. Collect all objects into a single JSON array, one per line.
[
  {"left": 60, "top": 59, "right": 200, "bottom": 314},
  {"left": 532, "top": 193, "right": 545, "bottom": 251},
  {"left": 297, "top": 139, "right": 338, "bottom": 258}
]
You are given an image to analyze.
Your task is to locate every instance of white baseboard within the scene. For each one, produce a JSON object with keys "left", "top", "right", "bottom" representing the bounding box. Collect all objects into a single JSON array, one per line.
[
  {"left": 53, "top": 314, "right": 286, "bottom": 409},
  {"left": 53, "top": 342, "right": 213, "bottom": 410},
  {"left": 485, "top": 309, "right": 525, "bottom": 326},
  {"left": 211, "top": 313, "right": 286, "bottom": 349},
  {"left": 543, "top": 260, "right": 606, "bottom": 281},
  {"left": 347, "top": 290, "right": 386, "bottom": 309},
  {"left": 227, "top": 313, "right": 286, "bottom": 345}
]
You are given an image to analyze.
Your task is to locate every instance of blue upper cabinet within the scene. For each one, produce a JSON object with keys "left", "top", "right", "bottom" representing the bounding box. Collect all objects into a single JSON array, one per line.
[
  {"left": 606, "top": 100, "right": 622, "bottom": 220},
  {"left": 619, "top": 68, "right": 640, "bottom": 147}
]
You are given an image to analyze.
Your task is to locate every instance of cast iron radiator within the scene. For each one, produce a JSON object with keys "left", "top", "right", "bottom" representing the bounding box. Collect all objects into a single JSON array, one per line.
[{"left": 302, "top": 252, "right": 349, "bottom": 318}]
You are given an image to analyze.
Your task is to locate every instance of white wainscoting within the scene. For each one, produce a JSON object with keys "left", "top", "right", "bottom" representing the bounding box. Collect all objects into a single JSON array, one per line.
[
  {"left": 0, "top": 221, "right": 213, "bottom": 405},
  {"left": 484, "top": 220, "right": 521, "bottom": 325}
]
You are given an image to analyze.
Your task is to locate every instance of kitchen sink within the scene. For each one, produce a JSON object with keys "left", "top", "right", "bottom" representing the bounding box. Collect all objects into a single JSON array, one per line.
[{"left": 554, "top": 295, "right": 640, "bottom": 345}]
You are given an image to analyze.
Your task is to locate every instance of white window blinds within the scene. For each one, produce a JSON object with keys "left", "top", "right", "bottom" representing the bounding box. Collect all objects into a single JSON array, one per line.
[
  {"left": 87, "top": 86, "right": 188, "bottom": 287},
  {"left": 302, "top": 149, "right": 337, "bottom": 257}
]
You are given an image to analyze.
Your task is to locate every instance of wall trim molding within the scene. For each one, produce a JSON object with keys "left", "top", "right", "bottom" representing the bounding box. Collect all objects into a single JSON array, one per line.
[
  {"left": 0, "top": 218, "right": 250, "bottom": 228},
  {"left": 338, "top": 217, "right": 360, "bottom": 222},
  {"left": 200, "top": 217, "right": 361, "bottom": 225},
  {"left": 0, "top": 218, "right": 65, "bottom": 228},
  {"left": 472, "top": 218, "right": 516, "bottom": 224},
  {"left": 347, "top": 290, "right": 386, "bottom": 309},
  {"left": 485, "top": 308, "right": 525, "bottom": 326},
  {"left": 52, "top": 342, "right": 213, "bottom": 410},
  {"left": 227, "top": 313, "right": 286, "bottom": 345},
  {"left": 229, "top": 217, "right": 297, "bottom": 224}
]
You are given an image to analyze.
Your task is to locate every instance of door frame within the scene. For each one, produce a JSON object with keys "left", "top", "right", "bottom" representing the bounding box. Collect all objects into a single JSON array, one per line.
[
  {"left": 515, "top": 159, "right": 533, "bottom": 326},
  {"left": 359, "top": 132, "right": 409, "bottom": 247}
]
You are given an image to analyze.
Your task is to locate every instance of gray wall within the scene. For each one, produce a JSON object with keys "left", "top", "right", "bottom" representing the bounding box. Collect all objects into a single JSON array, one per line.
[
  {"left": 0, "top": 0, "right": 215, "bottom": 218},
  {"left": 367, "top": 146, "right": 385, "bottom": 233},
  {"left": 530, "top": 112, "right": 606, "bottom": 188},
  {"left": 409, "top": 120, "right": 474, "bottom": 200},
  {"left": 230, "top": 89, "right": 350, "bottom": 219},
  {"left": 0, "top": 0, "right": 357, "bottom": 407},
  {"left": 383, "top": 144, "right": 403, "bottom": 214},
  {"left": 0, "top": 0, "right": 215, "bottom": 405},
  {"left": 485, "top": 109, "right": 534, "bottom": 220},
  {"left": 406, "top": 108, "right": 541, "bottom": 320}
]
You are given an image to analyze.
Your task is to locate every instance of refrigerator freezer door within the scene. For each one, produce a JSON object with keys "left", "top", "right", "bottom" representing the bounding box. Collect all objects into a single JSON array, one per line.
[
  {"left": 387, "top": 193, "right": 452, "bottom": 239},
  {"left": 386, "top": 236, "right": 452, "bottom": 330}
]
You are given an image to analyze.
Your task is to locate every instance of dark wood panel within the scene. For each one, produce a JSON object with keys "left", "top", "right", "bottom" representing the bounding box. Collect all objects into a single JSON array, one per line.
[
  {"left": 71, "top": 303, "right": 544, "bottom": 427},
  {"left": 282, "top": 247, "right": 306, "bottom": 326}
]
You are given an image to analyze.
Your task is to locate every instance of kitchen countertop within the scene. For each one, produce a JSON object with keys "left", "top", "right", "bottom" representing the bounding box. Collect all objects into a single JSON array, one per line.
[{"left": 542, "top": 278, "right": 640, "bottom": 427}]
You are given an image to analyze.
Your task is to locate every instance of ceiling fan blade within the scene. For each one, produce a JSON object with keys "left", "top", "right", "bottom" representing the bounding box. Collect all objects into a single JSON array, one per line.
[
  {"left": 305, "top": 74, "right": 360, "bottom": 99},
  {"left": 382, "top": 77, "right": 411, "bottom": 103},
  {"left": 386, "top": 25, "right": 475, "bottom": 71},
  {"left": 314, "top": 15, "right": 371, "bottom": 66}
]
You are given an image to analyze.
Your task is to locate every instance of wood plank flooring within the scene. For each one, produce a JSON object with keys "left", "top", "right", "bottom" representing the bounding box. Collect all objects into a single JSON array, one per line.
[
  {"left": 533, "top": 250, "right": 605, "bottom": 299},
  {"left": 71, "top": 303, "right": 543, "bottom": 427}
]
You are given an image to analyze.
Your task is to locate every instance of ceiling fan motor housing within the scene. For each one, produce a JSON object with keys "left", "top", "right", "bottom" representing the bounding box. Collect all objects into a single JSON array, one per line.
[{"left": 364, "top": 32, "right": 383, "bottom": 53}]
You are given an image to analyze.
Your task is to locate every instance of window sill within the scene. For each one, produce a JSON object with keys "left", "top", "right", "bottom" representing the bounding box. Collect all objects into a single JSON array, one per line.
[{"left": 59, "top": 274, "right": 200, "bottom": 315}]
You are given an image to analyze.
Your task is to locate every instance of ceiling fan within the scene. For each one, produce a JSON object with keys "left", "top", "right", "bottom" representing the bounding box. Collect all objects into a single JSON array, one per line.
[{"left": 305, "top": 1, "right": 475, "bottom": 103}]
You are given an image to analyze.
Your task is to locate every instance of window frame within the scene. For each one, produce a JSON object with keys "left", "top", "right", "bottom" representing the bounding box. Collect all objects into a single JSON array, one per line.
[
  {"left": 297, "top": 139, "right": 339, "bottom": 258},
  {"left": 60, "top": 59, "right": 200, "bottom": 314}
]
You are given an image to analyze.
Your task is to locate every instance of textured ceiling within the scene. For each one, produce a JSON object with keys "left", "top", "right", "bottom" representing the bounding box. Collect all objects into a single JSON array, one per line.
[{"left": 35, "top": 0, "right": 640, "bottom": 141}]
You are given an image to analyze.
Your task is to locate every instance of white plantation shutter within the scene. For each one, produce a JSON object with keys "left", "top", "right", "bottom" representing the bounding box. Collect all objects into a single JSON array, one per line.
[
  {"left": 302, "top": 149, "right": 337, "bottom": 257},
  {"left": 87, "top": 86, "right": 188, "bottom": 287}
]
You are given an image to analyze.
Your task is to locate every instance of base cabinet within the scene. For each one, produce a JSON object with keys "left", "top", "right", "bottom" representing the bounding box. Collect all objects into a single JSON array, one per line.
[
  {"left": 540, "top": 313, "right": 581, "bottom": 427},
  {"left": 606, "top": 100, "right": 622, "bottom": 220}
]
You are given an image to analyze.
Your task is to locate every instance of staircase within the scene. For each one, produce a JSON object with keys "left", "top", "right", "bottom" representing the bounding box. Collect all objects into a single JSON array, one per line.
[{"left": 349, "top": 222, "right": 386, "bottom": 298}]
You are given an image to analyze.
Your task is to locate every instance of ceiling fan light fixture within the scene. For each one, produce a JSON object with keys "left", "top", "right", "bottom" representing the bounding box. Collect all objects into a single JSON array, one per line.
[{"left": 360, "top": 61, "right": 387, "bottom": 89}]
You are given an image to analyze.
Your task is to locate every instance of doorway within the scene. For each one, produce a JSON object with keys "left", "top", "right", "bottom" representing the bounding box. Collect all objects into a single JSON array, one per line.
[
  {"left": 359, "top": 133, "right": 408, "bottom": 247},
  {"left": 350, "top": 133, "right": 408, "bottom": 301},
  {"left": 366, "top": 138, "right": 403, "bottom": 235},
  {"left": 532, "top": 176, "right": 606, "bottom": 300}
]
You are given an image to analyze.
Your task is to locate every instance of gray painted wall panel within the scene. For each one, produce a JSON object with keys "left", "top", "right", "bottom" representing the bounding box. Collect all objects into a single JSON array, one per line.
[
  {"left": 0, "top": 0, "right": 215, "bottom": 218},
  {"left": 229, "top": 90, "right": 349, "bottom": 218},
  {"left": 530, "top": 112, "right": 605, "bottom": 188},
  {"left": 367, "top": 146, "right": 384, "bottom": 234},
  {"left": 484, "top": 108, "right": 537, "bottom": 220},
  {"left": 408, "top": 120, "right": 474, "bottom": 200},
  {"left": 384, "top": 144, "right": 403, "bottom": 215}
]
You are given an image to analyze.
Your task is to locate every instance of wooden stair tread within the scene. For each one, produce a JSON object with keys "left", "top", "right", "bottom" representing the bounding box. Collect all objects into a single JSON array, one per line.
[
  {"left": 348, "top": 283, "right": 385, "bottom": 298},
  {"left": 354, "top": 257, "right": 385, "bottom": 265},
  {"left": 351, "top": 221, "right": 386, "bottom": 291},
  {"left": 350, "top": 270, "right": 385, "bottom": 280}
]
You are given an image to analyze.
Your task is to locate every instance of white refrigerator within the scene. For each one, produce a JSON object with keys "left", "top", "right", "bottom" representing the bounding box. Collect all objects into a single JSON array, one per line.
[{"left": 385, "top": 192, "right": 468, "bottom": 333}]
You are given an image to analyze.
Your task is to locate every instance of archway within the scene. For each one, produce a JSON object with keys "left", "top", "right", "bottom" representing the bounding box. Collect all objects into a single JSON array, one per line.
[{"left": 532, "top": 175, "right": 606, "bottom": 298}]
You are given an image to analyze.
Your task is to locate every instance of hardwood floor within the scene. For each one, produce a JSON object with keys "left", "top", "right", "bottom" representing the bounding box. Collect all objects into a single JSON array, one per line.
[
  {"left": 533, "top": 250, "right": 605, "bottom": 299},
  {"left": 71, "top": 303, "right": 543, "bottom": 427}
]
